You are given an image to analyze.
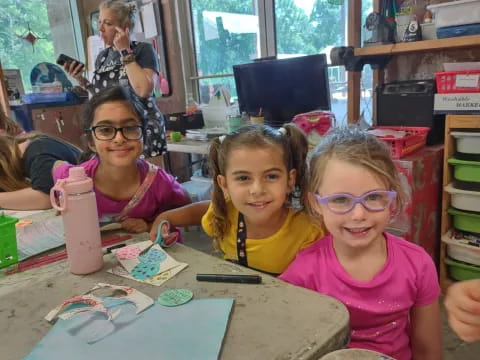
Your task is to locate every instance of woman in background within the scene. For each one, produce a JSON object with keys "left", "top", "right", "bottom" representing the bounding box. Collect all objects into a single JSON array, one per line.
[{"left": 65, "top": 0, "right": 167, "bottom": 163}]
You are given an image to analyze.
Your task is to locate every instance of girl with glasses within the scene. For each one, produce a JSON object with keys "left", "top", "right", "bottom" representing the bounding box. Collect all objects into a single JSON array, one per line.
[
  {"left": 280, "top": 127, "right": 442, "bottom": 360},
  {"left": 53, "top": 87, "right": 190, "bottom": 233},
  {"left": 149, "top": 124, "right": 326, "bottom": 275}
]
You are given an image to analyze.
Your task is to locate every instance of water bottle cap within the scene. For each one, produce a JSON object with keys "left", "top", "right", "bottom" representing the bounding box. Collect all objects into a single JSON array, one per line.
[{"left": 64, "top": 166, "right": 93, "bottom": 194}]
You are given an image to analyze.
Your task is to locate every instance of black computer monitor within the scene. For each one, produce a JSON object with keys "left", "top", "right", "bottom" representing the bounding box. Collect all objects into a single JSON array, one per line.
[{"left": 233, "top": 54, "right": 331, "bottom": 127}]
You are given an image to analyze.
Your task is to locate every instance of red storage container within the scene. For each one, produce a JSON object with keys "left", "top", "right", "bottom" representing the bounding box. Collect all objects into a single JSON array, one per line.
[
  {"left": 371, "top": 126, "right": 430, "bottom": 159},
  {"left": 435, "top": 70, "right": 480, "bottom": 94}
]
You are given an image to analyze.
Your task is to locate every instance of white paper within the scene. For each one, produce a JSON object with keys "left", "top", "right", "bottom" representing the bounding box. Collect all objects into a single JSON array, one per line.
[
  {"left": 455, "top": 74, "right": 480, "bottom": 88},
  {"left": 141, "top": 3, "right": 157, "bottom": 39},
  {"left": 87, "top": 35, "right": 105, "bottom": 75}
]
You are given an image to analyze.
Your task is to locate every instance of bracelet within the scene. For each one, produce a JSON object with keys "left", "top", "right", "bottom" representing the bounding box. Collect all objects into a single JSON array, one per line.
[{"left": 121, "top": 53, "right": 136, "bottom": 66}]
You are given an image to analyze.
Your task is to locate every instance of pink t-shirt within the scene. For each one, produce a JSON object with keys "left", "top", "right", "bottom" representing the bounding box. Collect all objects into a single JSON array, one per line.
[
  {"left": 279, "top": 233, "right": 440, "bottom": 360},
  {"left": 53, "top": 157, "right": 189, "bottom": 224}
]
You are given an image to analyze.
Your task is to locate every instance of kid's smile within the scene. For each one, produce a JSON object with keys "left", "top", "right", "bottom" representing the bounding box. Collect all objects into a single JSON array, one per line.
[
  {"left": 247, "top": 201, "right": 272, "bottom": 209},
  {"left": 344, "top": 226, "right": 372, "bottom": 236}
]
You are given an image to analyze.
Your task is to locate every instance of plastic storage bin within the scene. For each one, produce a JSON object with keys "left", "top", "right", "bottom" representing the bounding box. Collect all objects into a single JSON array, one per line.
[
  {"left": 22, "top": 92, "right": 68, "bottom": 104},
  {"left": 437, "top": 23, "right": 480, "bottom": 39},
  {"left": 448, "top": 157, "right": 480, "bottom": 190},
  {"left": 448, "top": 208, "right": 480, "bottom": 234},
  {"left": 0, "top": 215, "right": 19, "bottom": 268},
  {"left": 427, "top": 0, "right": 480, "bottom": 28},
  {"left": 445, "top": 183, "right": 480, "bottom": 212},
  {"left": 442, "top": 232, "right": 480, "bottom": 266},
  {"left": 200, "top": 105, "right": 229, "bottom": 129},
  {"left": 451, "top": 131, "right": 480, "bottom": 154},
  {"left": 435, "top": 70, "right": 480, "bottom": 94},
  {"left": 371, "top": 126, "right": 430, "bottom": 159},
  {"left": 445, "top": 257, "right": 480, "bottom": 281}
]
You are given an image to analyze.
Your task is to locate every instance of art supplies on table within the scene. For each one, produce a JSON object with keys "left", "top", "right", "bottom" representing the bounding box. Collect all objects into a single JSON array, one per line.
[
  {"left": 25, "top": 286, "right": 234, "bottom": 360},
  {"left": 108, "top": 240, "right": 188, "bottom": 285}
]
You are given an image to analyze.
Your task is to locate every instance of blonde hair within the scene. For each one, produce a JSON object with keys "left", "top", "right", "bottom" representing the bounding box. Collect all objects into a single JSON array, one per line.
[
  {"left": 307, "top": 126, "right": 408, "bottom": 226},
  {"left": 99, "top": 0, "right": 137, "bottom": 30},
  {"left": 208, "top": 123, "right": 309, "bottom": 248},
  {"left": 0, "top": 110, "right": 22, "bottom": 136}
]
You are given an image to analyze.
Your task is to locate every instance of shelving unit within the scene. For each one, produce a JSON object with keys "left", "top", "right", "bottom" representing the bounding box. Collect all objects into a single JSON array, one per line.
[
  {"left": 355, "top": 34, "right": 480, "bottom": 57},
  {"left": 440, "top": 114, "right": 480, "bottom": 292}
]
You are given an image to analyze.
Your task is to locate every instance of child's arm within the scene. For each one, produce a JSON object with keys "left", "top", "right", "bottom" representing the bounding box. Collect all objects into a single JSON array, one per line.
[
  {"left": 410, "top": 300, "right": 443, "bottom": 359},
  {"left": 149, "top": 201, "right": 210, "bottom": 241},
  {"left": 444, "top": 279, "right": 480, "bottom": 342},
  {"left": 0, "top": 187, "right": 51, "bottom": 210}
]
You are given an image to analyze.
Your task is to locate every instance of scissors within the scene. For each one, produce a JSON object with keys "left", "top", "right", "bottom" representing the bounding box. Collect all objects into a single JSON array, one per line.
[{"left": 139, "top": 220, "right": 179, "bottom": 256}]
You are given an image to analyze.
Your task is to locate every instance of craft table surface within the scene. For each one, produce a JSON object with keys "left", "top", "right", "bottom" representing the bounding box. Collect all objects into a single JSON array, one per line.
[
  {"left": 0, "top": 232, "right": 349, "bottom": 360},
  {"left": 167, "top": 139, "right": 210, "bottom": 155}
]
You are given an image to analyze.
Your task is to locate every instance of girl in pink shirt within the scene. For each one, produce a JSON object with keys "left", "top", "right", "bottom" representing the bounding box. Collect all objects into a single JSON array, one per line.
[
  {"left": 280, "top": 127, "right": 442, "bottom": 360},
  {"left": 54, "top": 86, "right": 190, "bottom": 233}
]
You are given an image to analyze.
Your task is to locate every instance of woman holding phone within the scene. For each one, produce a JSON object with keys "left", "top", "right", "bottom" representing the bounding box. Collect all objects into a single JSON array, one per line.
[{"left": 64, "top": 0, "right": 167, "bottom": 162}]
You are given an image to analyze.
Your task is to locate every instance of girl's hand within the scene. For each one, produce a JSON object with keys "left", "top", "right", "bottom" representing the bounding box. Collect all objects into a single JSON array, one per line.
[
  {"left": 121, "top": 218, "right": 148, "bottom": 234},
  {"left": 149, "top": 216, "right": 170, "bottom": 242},
  {"left": 445, "top": 279, "right": 480, "bottom": 342},
  {"left": 114, "top": 27, "right": 130, "bottom": 52}
]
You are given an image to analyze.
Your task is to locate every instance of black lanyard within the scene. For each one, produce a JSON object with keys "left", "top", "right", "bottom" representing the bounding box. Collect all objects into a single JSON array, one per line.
[{"left": 236, "top": 213, "right": 248, "bottom": 266}]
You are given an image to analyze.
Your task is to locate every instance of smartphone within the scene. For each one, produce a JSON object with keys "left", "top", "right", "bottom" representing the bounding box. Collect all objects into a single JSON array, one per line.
[{"left": 56, "top": 54, "right": 84, "bottom": 69}]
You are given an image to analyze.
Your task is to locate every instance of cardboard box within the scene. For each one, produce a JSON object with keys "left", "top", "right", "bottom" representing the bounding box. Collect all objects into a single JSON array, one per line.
[{"left": 434, "top": 93, "right": 480, "bottom": 113}]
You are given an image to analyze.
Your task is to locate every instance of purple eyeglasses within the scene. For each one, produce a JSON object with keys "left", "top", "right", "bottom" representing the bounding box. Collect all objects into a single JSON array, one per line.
[{"left": 314, "top": 190, "right": 397, "bottom": 214}]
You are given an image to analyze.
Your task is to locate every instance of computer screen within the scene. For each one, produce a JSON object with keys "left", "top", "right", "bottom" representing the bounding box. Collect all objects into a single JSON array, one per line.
[{"left": 233, "top": 54, "right": 331, "bottom": 127}]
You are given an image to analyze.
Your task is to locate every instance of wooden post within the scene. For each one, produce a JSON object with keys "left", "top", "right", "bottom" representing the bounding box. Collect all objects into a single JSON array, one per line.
[
  {"left": 347, "top": 0, "right": 362, "bottom": 124},
  {"left": 371, "top": 0, "right": 383, "bottom": 126},
  {"left": 0, "top": 61, "right": 10, "bottom": 116}
]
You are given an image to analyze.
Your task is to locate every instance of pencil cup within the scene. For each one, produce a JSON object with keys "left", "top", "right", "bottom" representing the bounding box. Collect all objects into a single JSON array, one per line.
[{"left": 0, "top": 214, "right": 19, "bottom": 268}]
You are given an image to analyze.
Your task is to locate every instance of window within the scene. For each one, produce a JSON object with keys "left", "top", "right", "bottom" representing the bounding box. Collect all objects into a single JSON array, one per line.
[
  {"left": 189, "top": 0, "right": 260, "bottom": 103},
  {"left": 186, "top": 0, "right": 374, "bottom": 123},
  {"left": 0, "top": 0, "right": 83, "bottom": 93}
]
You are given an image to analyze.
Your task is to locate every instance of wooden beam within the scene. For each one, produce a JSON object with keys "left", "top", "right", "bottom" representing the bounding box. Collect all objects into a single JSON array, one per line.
[
  {"left": 347, "top": 0, "right": 362, "bottom": 123},
  {"left": 371, "top": 0, "right": 382, "bottom": 126},
  {"left": 0, "top": 61, "right": 10, "bottom": 116}
]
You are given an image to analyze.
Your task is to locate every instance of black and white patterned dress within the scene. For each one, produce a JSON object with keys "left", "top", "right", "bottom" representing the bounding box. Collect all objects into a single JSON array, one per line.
[{"left": 91, "top": 41, "right": 167, "bottom": 157}]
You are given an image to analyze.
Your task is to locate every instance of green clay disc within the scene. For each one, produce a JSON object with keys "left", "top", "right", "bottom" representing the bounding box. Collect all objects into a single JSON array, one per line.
[{"left": 157, "top": 289, "right": 193, "bottom": 307}]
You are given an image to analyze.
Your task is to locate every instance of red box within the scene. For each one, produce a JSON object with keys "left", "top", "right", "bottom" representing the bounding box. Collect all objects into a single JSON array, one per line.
[
  {"left": 372, "top": 126, "right": 430, "bottom": 159},
  {"left": 389, "top": 145, "right": 444, "bottom": 266},
  {"left": 435, "top": 70, "right": 480, "bottom": 94}
]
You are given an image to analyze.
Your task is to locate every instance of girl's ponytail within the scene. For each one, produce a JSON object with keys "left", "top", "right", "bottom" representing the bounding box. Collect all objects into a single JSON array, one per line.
[
  {"left": 208, "top": 137, "right": 229, "bottom": 248},
  {"left": 283, "top": 123, "right": 309, "bottom": 206}
]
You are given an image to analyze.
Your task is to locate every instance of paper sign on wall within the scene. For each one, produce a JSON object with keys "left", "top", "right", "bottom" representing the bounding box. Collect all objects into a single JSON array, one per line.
[{"left": 141, "top": 2, "right": 158, "bottom": 39}]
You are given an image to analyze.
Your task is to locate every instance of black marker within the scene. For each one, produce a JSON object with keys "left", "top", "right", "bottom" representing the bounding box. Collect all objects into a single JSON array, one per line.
[{"left": 196, "top": 273, "right": 262, "bottom": 284}]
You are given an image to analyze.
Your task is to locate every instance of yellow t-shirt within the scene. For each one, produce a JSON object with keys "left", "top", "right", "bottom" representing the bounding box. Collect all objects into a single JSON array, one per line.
[{"left": 201, "top": 201, "right": 325, "bottom": 275}]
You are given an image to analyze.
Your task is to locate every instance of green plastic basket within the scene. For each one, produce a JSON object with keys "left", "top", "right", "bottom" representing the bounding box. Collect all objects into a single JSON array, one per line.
[
  {"left": 448, "top": 157, "right": 480, "bottom": 182},
  {"left": 445, "top": 257, "right": 480, "bottom": 281},
  {"left": 0, "top": 215, "right": 19, "bottom": 268},
  {"left": 448, "top": 208, "right": 480, "bottom": 233}
]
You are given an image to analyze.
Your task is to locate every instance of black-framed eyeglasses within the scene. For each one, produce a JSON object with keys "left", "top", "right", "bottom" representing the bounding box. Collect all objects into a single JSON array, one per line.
[
  {"left": 314, "top": 190, "right": 397, "bottom": 215},
  {"left": 87, "top": 125, "right": 144, "bottom": 141}
]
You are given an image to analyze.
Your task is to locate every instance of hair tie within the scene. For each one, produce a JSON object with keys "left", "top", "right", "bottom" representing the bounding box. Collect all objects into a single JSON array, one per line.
[
  {"left": 278, "top": 127, "right": 287, "bottom": 135},
  {"left": 219, "top": 135, "right": 226, "bottom": 143}
]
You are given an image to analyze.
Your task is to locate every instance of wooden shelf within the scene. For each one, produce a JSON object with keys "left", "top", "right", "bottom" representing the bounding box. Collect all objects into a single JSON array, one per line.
[
  {"left": 355, "top": 35, "right": 480, "bottom": 57},
  {"left": 440, "top": 115, "right": 480, "bottom": 293}
]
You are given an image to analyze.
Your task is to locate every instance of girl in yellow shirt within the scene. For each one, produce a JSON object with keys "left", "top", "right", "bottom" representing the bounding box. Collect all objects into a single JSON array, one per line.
[{"left": 150, "top": 123, "right": 325, "bottom": 275}]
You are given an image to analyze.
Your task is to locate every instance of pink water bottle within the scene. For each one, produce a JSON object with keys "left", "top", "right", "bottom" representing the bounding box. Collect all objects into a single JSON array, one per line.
[{"left": 50, "top": 167, "right": 103, "bottom": 274}]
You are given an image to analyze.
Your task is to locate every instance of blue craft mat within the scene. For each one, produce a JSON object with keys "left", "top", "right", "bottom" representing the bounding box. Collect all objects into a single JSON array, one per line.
[{"left": 24, "top": 298, "right": 234, "bottom": 360}]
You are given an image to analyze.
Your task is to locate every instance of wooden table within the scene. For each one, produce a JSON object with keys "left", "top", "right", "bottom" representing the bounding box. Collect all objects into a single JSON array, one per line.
[{"left": 0, "top": 233, "right": 349, "bottom": 360}]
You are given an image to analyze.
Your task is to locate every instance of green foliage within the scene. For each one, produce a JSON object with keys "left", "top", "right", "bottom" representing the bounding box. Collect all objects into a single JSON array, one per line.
[{"left": 0, "top": 0, "right": 54, "bottom": 91}]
